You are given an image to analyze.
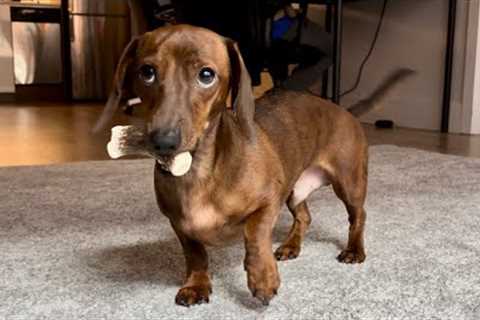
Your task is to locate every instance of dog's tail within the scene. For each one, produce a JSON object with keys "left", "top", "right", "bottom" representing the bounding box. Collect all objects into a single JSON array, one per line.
[{"left": 347, "top": 68, "right": 416, "bottom": 117}]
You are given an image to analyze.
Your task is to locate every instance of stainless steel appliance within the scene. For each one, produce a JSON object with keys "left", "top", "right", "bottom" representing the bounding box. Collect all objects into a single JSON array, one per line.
[
  {"left": 10, "top": 6, "right": 62, "bottom": 85},
  {"left": 69, "top": 0, "right": 130, "bottom": 100}
]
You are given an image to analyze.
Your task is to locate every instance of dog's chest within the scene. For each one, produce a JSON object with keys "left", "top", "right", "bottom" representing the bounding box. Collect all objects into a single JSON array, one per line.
[{"left": 179, "top": 196, "right": 241, "bottom": 245}]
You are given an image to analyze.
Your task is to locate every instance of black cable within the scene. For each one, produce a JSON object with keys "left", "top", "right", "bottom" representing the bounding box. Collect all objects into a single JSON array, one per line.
[{"left": 340, "top": 0, "right": 389, "bottom": 97}]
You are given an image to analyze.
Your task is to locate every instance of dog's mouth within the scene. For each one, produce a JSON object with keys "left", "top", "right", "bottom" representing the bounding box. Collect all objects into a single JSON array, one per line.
[
  {"left": 148, "top": 137, "right": 200, "bottom": 177},
  {"left": 153, "top": 151, "right": 193, "bottom": 176},
  {"left": 147, "top": 117, "right": 214, "bottom": 173},
  {"left": 143, "top": 141, "right": 195, "bottom": 176},
  {"left": 148, "top": 135, "right": 197, "bottom": 160},
  {"left": 107, "top": 125, "right": 195, "bottom": 177}
]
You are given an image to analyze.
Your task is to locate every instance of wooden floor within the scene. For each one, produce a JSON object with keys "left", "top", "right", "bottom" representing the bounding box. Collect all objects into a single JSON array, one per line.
[{"left": 1, "top": 101, "right": 480, "bottom": 167}]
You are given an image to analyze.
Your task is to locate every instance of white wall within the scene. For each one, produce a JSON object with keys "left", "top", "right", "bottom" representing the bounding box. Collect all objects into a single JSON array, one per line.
[
  {"left": 338, "top": 0, "right": 450, "bottom": 131},
  {"left": 0, "top": 4, "right": 15, "bottom": 93},
  {"left": 450, "top": 0, "right": 480, "bottom": 135},
  {"left": 449, "top": 0, "right": 468, "bottom": 134}
]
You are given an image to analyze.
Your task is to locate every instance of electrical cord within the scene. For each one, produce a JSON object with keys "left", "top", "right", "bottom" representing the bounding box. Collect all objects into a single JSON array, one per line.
[
  {"left": 308, "top": 0, "right": 389, "bottom": 99},
  {"left": 340, "top": 0, "right": 389, "bottom": 97}
]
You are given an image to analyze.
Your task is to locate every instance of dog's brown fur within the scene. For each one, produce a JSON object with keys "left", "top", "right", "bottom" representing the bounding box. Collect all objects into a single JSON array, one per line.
[{"left": 96, "top": 25, "right": 412, "bottom": 307}]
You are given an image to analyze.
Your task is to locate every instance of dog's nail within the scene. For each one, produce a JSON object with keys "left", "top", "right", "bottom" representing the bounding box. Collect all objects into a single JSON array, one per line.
[
  {"left": 261, "top": 297, "right": 270, "bottom": 306},
  {"left": 175, "top": 297, "right": 188, "bottom": 307}
]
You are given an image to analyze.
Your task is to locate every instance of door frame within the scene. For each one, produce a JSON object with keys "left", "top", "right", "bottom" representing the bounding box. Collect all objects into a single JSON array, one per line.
[{"left": 450, "top": 0, "right": 480, "bottom": 134}]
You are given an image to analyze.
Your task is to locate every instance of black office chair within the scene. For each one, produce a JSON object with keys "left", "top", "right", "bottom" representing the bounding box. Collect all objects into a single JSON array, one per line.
[{"left": 265, "top": 3, "right": 329, "bottom": 89}]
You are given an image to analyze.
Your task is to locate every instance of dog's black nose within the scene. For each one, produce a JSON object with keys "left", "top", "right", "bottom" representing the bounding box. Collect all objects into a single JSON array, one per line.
[{"left": 149, "top": 128, "right": 181, "bottom": 155}]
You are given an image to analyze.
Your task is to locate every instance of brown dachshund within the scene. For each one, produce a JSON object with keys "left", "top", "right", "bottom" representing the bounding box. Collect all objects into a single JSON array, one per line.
[{"left": 95, "top": 25, "right": 412, "bottom": 307}]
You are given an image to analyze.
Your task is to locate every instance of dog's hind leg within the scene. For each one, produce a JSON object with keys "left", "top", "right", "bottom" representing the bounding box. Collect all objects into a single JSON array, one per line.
[
  {"left": 332, "top": 157, "right": 368, "bottom": 264},
  {"left": 274, "top": 166, "right": 328, "bottom": 261},
  {"left": 275, "top": 198, "right": 312, "bottom": 261}
]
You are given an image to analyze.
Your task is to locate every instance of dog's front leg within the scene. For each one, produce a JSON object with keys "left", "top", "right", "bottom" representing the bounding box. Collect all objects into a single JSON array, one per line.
[
  {"left": 243, "top": 205, "right": 281, "bottom": 305},
  {"left": 172, "top": 226, "right": 211, "bottom": 307}
]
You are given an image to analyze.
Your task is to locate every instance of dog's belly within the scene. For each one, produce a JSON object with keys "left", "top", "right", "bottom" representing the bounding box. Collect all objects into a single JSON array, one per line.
[
  {"left": 291, "top": 166, "right": 330, "bottom": 207},
  {"left": 179, "top": 203, "right": 242, "bottom": 246}
]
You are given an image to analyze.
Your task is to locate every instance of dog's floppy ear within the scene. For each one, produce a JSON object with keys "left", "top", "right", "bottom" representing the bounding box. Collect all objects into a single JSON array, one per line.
[
  {"left": 225, "top": 39, "right": 256, "bottom": 141},
  {"left": 92, "top": 36, "right": 140, "bottom": 133}
]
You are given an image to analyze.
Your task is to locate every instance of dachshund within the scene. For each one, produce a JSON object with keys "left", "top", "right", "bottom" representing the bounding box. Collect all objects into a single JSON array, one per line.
[{"left": 95, "top": 24, "right": 412, "bottom": 307}]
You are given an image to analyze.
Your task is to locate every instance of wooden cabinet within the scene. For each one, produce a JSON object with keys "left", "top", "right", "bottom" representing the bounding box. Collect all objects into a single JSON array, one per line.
[{"left": 0, "top": 4, "right": 15, "bottom": 93}]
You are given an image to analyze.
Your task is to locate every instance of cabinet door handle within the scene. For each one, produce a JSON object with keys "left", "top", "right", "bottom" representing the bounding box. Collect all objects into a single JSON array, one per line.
[
  {"left": 20, "top": 9, "right": 36, "bottom": 15},
  {"left": 69, "top": 15, "right": 74, "bottom": 42}
]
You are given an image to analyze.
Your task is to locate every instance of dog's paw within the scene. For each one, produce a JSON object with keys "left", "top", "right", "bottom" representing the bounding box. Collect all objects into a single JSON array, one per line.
[
  {"left": 251, "top": 286, "right": 279, "bottom": 306},
  {"left": 246, "top": 259, "right": 280, "bottom": 305},
  {"left": 175, "top": 285, "right": 211, "bottom": 307},
  {"left": 274, "top": 244, "right": 300, "bottom": 261},
  {"left": 337, "top": 249, "right": 366, "bottom": 264}
]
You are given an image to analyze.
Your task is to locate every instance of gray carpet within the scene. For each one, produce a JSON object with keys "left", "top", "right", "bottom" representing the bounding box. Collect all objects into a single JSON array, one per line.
[{"left": 1, "top": 145, "right": 479, "bottom": 319}]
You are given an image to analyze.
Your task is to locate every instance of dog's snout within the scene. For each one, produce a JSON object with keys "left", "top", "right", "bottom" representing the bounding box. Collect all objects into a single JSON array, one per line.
[{"left": 149, "top": 128, "right": 181, "bottom": 155}]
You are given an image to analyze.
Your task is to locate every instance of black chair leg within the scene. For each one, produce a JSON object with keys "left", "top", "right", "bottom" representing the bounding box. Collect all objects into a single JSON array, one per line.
[
  {"left": 321, "top": 3, "right": 333, "bottom": 98},
  {"left": 441, "top": 0, "right": 456, "bottom": 133},
  {"left": 332, "top": 0, "right": 343, "bottom": 104},
  {"left": 296, "top": 0, "right": 309, "bottom": 45}
]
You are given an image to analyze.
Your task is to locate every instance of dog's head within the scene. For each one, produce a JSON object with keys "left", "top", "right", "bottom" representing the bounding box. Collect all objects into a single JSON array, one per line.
[{"left": 94, "top": 24, "right": 255, "bottom": 159}]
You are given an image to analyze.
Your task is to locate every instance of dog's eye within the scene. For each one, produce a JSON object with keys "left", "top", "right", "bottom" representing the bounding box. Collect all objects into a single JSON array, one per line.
[
  {"left": 197, "top": 67, "right": 216, "bottom": 88},
  {"left": 139, "top": 65, "right": 156, "bottom": 85}
]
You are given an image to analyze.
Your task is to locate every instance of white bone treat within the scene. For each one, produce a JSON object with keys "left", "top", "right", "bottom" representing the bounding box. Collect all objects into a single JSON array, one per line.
[
  {"left": 107, "top": 125, "right": 147, "bottom": 159},
  {"left": 165, "top": 151, "right": 193, "bottom": 177},
  {"left": 108, "top": 125, "right": 193, "bottom": 176}
]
